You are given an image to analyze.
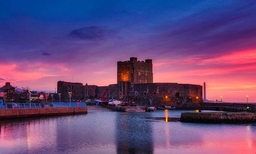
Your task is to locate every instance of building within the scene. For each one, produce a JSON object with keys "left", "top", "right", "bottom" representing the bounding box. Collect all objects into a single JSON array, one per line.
[
  {"left": 57, "top": 81, "right": 85, "bottom": 102},
  {"left": 117, "top": 57, "right": 153, "bottom": 84},
  {"left": 117, "top": 57, "right": 153, "bottom": 99},
  {"left": 0, "top": 82, "right": 15, "bottom": 101},
  {"left": 57, "top": 57, "right": 202, "bottom": 106}
]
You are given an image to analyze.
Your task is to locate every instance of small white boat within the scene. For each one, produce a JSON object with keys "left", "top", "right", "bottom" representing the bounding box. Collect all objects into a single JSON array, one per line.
[
  {"left": 146, "top": 106, "right": 156, "bottom": 112},
  {"left": 157, "top": 106, "right": 176, "bottom": 110},
  {"left": 108, "top": 99, "right": 122, "bottom": 106},
  {"left": 165, "top": 106, "right": 176, "bottom": 110}
]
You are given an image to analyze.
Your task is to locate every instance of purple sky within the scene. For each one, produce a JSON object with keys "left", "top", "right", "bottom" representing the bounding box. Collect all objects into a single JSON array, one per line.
[{"left": 1, "top": 0, "right": 256, "bottom": 102}]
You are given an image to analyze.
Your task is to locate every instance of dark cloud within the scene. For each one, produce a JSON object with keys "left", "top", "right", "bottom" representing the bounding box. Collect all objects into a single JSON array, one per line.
[
  {"left": 155, "top": 1, "right": 256, "bottom": 57},
  {"left": 0, "top": 78, "right": 4, "bottom": 81},
  {"left": 68, "top": 26, "right": 117, "bottom": 41},
  {"left": 42, "top": 52, "right": 51, "bottom": 56}
]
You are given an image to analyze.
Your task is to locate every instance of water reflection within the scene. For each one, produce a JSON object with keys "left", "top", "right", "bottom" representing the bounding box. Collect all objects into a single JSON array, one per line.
[
  {"left": 1, "top": 109, "right": 256, "bottom": 154},
  {"left": 116, "top": 113, "right": 153, "bottom": 154},
  {"left": 165, "top": 109, "right": 168, "bottom": 122},
  {"left": 153, "top": 110, "right": 204, "bottom": 151},
  {"left": 0, "top": 118, "right": 58, "bottom": 153}
]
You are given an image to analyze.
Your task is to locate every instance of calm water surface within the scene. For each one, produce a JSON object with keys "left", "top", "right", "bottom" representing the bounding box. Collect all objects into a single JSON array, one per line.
[{"left": 1, "top": 106, "right": 256, "bottom": 154}]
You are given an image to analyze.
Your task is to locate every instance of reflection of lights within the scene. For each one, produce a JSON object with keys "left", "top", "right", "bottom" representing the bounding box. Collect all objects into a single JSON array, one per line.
[
  {"left": 246, "top": 126, "right": 252, "bottom": 148},
  {"left": 165, "top": 109, "right": 168, "bottom": 122},
  {"left": 164, "top": 109, "right": 170, "bottom": 148},
  {"left": 195, "top": 109, "right": 200, "bottom": 113},
  {"left": 0, "top": 125, "right": 4, "bottom": 137},
  {"left": 26, "top": 125, "right": 32, "bottom": 150}
]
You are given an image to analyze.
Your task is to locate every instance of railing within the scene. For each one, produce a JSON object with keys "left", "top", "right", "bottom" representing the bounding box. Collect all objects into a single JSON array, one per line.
[{"left": 0, "top": 102, "right": 87, "bottom": 109}]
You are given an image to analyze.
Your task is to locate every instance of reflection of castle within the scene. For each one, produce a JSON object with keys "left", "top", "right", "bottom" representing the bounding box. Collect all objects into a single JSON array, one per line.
[
  {"left": 116, "top": 113, "right": 153, "bottom": 154},
  {"left": 57, "top": 57, "right": 202, "bottom": 105}
]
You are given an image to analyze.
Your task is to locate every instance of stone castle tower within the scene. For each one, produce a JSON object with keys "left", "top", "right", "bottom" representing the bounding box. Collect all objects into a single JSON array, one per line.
[
  {"left": 117, "top": 57, "right": 153, "bottom": 84},
  {"left": 117, "top": 57, "right": 153, "bottom": 98}
]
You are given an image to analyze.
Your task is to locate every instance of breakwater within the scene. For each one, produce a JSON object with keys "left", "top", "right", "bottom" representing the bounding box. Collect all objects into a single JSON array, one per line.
[
  {"left": 0, "top": 107, "right": 87, "bottom": 119},
  {"left": 180, "top": 112, "right": 256, "bottom": 123}
]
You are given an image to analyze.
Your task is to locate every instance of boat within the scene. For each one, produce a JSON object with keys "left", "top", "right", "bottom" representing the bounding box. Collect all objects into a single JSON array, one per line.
[
  {"left": 164, "top": 106, "right": 176, "bottom": 110},
  {"left": 157, "top": 106, "right": 176, "bottom": 110},
  {"left": 146, "top": 106, "right": 157, "bottom": 112},
  {"left": 108, "top": 99, "right": 122, "bottom": 106}
]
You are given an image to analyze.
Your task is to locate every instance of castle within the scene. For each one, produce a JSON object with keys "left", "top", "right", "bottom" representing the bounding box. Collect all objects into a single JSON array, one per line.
[{"left": 57, "top": 57, "right": 202, "bottom": 106}]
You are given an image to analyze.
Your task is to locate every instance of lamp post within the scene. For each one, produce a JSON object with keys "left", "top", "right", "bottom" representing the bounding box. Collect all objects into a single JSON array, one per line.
[
  {"left": 247, "top": 95, "right": 249, "bottom": 110},
  {"left": 28, "top": 90, "right": 31, "bottom": 108},
  {"left": 220, "top": 96, "right": 222, "bottom": 102},
  {"left": 196, "top": 96, "right": 199, "bottom": 102},
  {"left": 68, "top": 92, "right": 72, "bottom": 103},
  {"left": 58, "top": 93, "right": 61, "bottom": 103},
  {"left": 51, "top": 93, "right": 54, "bottom": 103},
  {"left": 165, "top": 95, "right": 168, "bottom": 106}
]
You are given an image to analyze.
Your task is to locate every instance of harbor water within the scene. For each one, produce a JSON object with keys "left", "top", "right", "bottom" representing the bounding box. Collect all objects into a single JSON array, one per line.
[{"left": 1, "top": 106, "right": 256, "bottom": 154}]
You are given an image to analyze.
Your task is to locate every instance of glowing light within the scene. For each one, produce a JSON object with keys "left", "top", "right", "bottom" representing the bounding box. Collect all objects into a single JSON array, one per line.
[
  {"left": 165, "top": 109, "right": 169, "bottom": 122},
  {"left": 120, "top": 72, "right": 130, "bottom": 82},
  {"left": 196, "top": 96, "right": 199, "bottom": 102}
]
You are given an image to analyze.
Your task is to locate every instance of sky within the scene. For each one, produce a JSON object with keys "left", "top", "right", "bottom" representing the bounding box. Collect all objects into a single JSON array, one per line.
[{"left": 0, "top": 0, "right": 256, "bottom": 103}]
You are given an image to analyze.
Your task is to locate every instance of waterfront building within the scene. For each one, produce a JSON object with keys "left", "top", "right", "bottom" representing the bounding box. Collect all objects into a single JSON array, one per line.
[
  {"left": 0, "top": 82, "right": 15, "bottom": 101},
  {"left": 57, "top": 57, "right": 202, "bottom": 106},
  {"left": 57, "top": 81, "right": 85, "bottom": 102},
  {"left": 116, "top": 57, "right": 202, "bottom": 105}
]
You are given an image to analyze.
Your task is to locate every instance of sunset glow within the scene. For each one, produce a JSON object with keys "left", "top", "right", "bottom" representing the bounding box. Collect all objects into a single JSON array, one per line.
[{"left": 0, "top": 1, "right": 256, "bottom": 102}]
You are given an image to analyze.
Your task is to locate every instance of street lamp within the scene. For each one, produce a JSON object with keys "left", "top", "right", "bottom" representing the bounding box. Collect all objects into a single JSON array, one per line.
[
  {"left": 220, "top": 96, "right": 222, "bottom": 102},
  {"left": 28, "top": 90, "right": 31, "bottom": 108},
  {"left": 68, "top": 92, "right": 72, "bottom": 103},
  {"left": 247, "top": 95, "right": 249, "bottom": 110},
  {"left": 58, "top": 93, "right": 61, "bottom": 103},
  {"left": 51, "top": 94, "right": 54, "bottom": 103},
  {"left": 196, "top": 96, "right": 199, "bottom": 102}
]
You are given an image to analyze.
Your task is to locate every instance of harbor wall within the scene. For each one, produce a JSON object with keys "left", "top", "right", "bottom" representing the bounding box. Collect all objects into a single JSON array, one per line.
[
  {"left": 180, "top": 112, "right": 256, "bottom": 123},
  {"left": 0, "top": 107, "right": 87, "bottom": 119}
]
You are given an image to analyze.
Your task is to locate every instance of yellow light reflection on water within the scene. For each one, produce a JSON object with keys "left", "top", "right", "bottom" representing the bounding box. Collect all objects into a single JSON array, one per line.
[
  {"left": 164, "top": 109, "right": 170, "bottom": 148},
  {"left": 165, "top": 109, "right": 168, "bottom": 122}
]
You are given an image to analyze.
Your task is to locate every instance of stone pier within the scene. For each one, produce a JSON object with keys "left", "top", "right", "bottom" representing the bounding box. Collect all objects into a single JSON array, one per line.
[
  {"left": 0, "top": 107, "right": 88, "bottom": 119},
  {"left": 180, "top": 112, "right": 256, "bottom": 123}
]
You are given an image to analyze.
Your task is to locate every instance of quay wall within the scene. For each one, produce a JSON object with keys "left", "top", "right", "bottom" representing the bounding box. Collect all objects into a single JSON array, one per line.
[
  {"left": 180, "top": 112, "right": 256, "bottom": 123},
  {"left": 0, "top": 107, "right": 87, "bottom": 119}
]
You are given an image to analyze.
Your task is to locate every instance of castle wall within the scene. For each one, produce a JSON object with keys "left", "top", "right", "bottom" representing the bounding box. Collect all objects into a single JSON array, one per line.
[
  {"left": 57, "top": 81, "right": 85, "bottom": 102},
  {"left": 56, "top": 57, "right": 202, "bottom": 105}
]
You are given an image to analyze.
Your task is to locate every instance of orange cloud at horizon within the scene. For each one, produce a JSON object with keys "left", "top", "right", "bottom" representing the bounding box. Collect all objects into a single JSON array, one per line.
[
  {"left": 154, "top": 49, "right": 256, "bottom": 102},
  {"left": 0, "top": 62, "right": 71, "bottom": 83}
]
